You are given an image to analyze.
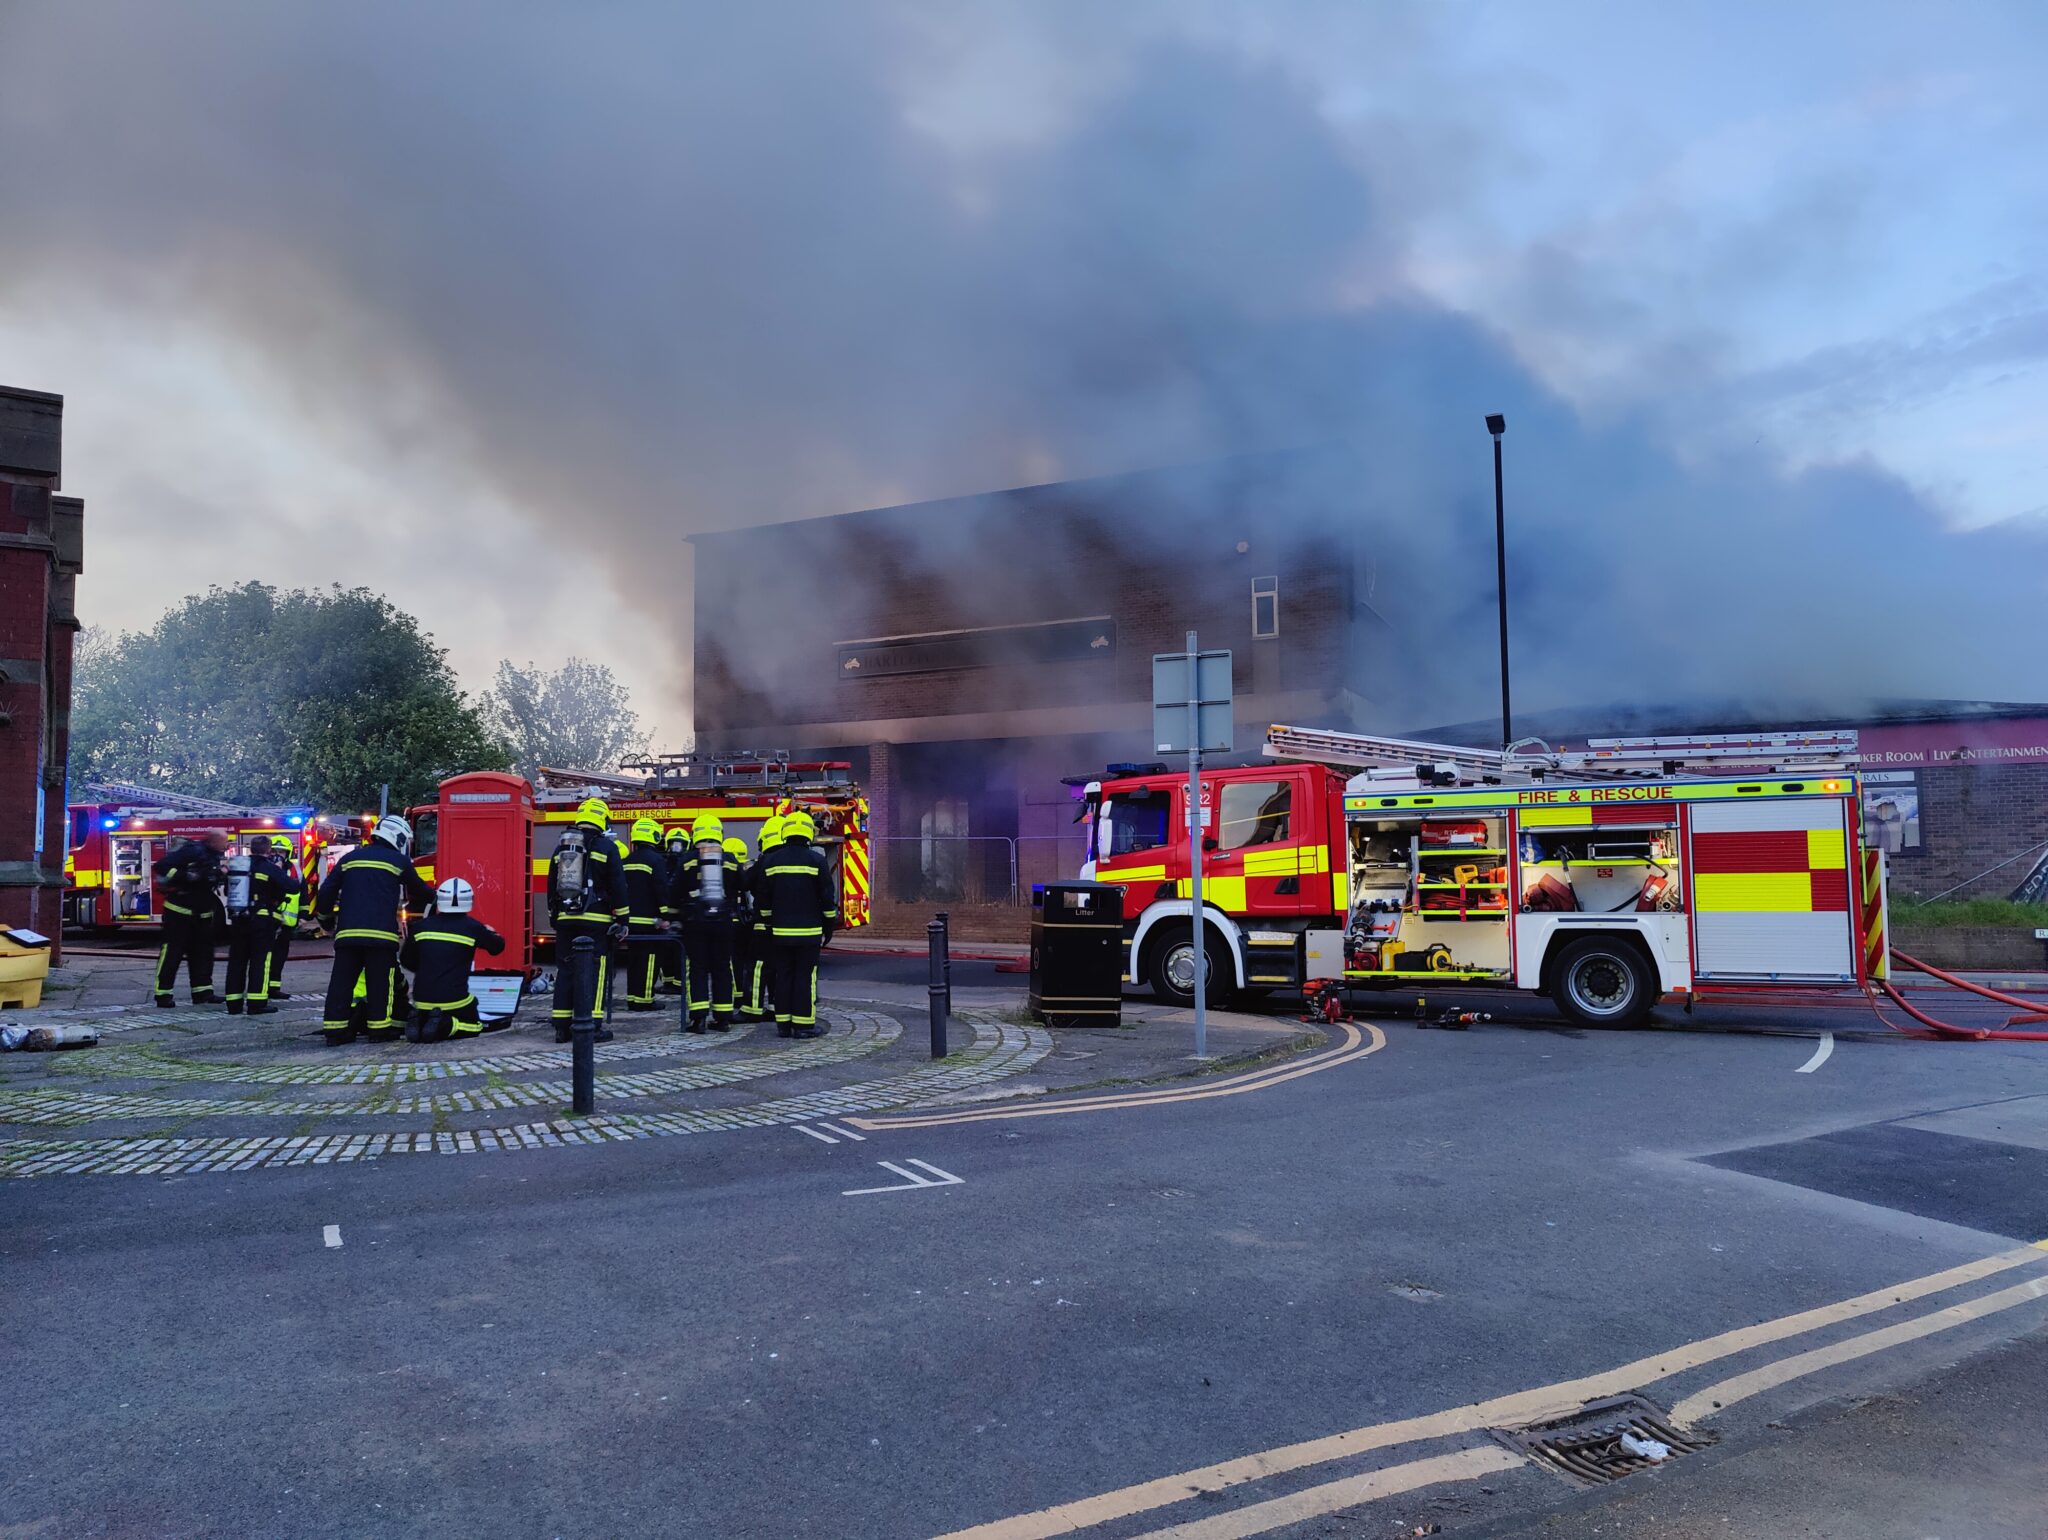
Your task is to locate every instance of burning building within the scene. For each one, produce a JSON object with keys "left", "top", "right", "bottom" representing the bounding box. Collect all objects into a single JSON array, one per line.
[{"left": 691, "top": 449, "right": 1392, "bottom": 929}]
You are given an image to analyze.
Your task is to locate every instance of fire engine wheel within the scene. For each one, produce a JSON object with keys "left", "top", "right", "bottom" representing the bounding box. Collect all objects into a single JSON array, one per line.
[
  {"left": 1551, "top": 935, "right": 1655, "bottom": 1030},
  {"left": 1148, "top": 924, "right": 1234, "bottom": 1009}
]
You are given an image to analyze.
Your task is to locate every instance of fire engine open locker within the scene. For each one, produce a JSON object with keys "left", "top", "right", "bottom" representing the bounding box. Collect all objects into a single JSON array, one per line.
[
  {"left": 1078, "top": 726, "right": 1886, "bottom": 1029},
  {"left": 413, "top": 755, "right": 872, "bottom": 980}
]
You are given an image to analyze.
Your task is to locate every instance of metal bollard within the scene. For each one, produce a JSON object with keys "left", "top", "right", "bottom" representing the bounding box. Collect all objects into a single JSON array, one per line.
[
  {"left": 570, "top": 934, "right": 597, "bottom": 1115},
  {"left": 927, "top": 918, "right": 949, "bottom": 1059},
  {"left": 936, "top": 909, "right": 953, "bottom": 1015}
]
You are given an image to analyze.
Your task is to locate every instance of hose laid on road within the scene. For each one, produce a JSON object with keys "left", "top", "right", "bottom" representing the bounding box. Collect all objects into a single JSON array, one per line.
[{"left": 1862, "top": 964, "right": 2048, "bottom": 1042}]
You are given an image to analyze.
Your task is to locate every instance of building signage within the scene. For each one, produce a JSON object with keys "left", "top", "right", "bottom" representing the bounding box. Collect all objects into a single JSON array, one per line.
[{"left": 1859, "top": 717, "right": 2048, "bottom": 767}]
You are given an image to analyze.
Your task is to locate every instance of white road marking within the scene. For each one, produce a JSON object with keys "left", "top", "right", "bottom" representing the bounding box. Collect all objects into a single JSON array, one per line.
[
  {"left": 796, "top": 1125, "right": 840, "bottom": 1144},
  {"left": 322, "top": 1224, "right": 343, "bottom": 1249},
  {"left": 816, "top": 1122, "right": 867, "bottom": 1141},
  {"left": 843, "top": 1159, "right": 966, "bottom": 1196},
  {"left": 1795, "top": 1033, "right": 1835, "bottom": 1074}
]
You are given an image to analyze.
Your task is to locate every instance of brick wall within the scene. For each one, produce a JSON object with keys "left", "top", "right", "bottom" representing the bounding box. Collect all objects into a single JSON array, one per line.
[
  {"left": 0, "top": 387, "right": 81, "bottom": 959},
  {"left": 1885, "top": 761, "right": 2048, "bottom": 901}
]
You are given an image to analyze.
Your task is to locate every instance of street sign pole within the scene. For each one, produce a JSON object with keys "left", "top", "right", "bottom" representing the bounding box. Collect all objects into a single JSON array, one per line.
[
  {"left": 1153, "top": 640, "right": 1229, "bottom": 1063},
  {"left": 1186, "top": 629, "right": 1206, "bottom": 1059}
]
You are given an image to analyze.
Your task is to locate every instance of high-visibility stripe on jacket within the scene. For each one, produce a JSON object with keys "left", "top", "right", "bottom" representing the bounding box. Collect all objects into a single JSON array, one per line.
[
  {"left": 549, "top": 824, "right": 631, "bottom": 928},
  {"left": 315, "top": 837, "right": 435, "bottom": 944},
  {"left": 623, "top": 842, "right": 670, "bottom": 928},
  {"left": 400, "top": 911, "right": 506, "bottom": 1010},
  {"left": 152, "top": 840, "right": 222, "bottom": 919},
  {"left": 668, "top": 844, "right": 744, "bottom": 925},
  {"left": 245, "top": 854, "right": 300, "bottom": 921},
  {"left": 755, "top": 838, "right": 838, "bottom": 940}
]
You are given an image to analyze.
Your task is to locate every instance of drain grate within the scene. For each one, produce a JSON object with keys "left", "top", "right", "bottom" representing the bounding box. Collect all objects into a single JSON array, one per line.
[{"left": 1495, "top": 1394, "right": 1715, "bottom": 1487}]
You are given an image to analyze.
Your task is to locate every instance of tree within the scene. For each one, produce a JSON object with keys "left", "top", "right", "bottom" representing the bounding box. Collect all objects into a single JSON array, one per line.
[
  {"left": 478, "top": 658, "right": 647, "bottom": 780},
  {"left": 68, "top": 583, "right": 509, "bottom": 810}
]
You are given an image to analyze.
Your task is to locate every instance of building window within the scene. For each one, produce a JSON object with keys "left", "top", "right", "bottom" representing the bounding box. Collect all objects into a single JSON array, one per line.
[
  {"left": 1214, "top": 780, "right": 1291, "bottom": 852},
  {"left": 1251, "top": 576, "right": 1279, "bottom": 639}
]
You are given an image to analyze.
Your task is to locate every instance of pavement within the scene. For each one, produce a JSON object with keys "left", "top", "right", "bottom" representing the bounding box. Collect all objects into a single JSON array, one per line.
[{"left": 6, "top": 939, "right": 2048, "bottom": 1538}]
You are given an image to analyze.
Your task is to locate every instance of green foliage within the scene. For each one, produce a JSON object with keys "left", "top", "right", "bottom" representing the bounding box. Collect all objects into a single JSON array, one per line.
[
  {"left": 478, "top": 657, "right": 646, "bottom": 780},
  {"left": 69, "top": 583, "right": 510, "bottom": 810},
  {"left": 1892, "top": 898, "right": 2048, "bottom": 929}
]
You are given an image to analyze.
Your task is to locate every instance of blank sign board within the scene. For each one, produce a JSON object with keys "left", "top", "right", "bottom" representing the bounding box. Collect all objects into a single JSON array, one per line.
[{"left": 1152, "top": 650, "right": 1233, "bottom": 753}]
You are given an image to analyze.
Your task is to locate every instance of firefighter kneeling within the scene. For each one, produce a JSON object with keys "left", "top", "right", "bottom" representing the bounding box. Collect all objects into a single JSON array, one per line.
[
  {"left": 758, "top": 811, "right": 837, "bottom": 1039},
  {"left": 401, "top": 878, "right": 507, "bottom": 1041}
]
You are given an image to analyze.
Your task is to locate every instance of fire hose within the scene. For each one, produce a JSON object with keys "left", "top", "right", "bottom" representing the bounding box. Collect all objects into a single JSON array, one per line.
[{"left": 1861, "top": 949, "right": 2048, "bottom": 1041}]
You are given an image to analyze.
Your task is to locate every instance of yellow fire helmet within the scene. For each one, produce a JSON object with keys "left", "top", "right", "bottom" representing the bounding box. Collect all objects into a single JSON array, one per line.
[
  {"left": 576, "top": 796, "right": 612, "bottom": 828},
  {"left": 782, "top": 811, "right": 816, "bottom": 842},
  {"left": 690, "top": 812, "right": 724, "bottom": 842},
  {"left": 723, "top": 836, "right": 749, "bottom": 864},
  {"left": 758, "top": 813, "right": 786, "bottom": 851},
  {"left": 631, "top": 817, "right": 662, "bottom": 846}
]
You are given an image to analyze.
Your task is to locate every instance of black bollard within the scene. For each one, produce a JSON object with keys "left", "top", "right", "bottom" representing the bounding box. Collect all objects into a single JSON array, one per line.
[
  {"left": 936, "top": 909, "right": 953, "bottom": 1014},
  {"left": 570, "top": 934, "right": 597, "bottom": 1114},
  {"left": 927, "top": 917, "right": 949, "bottom": 1060}
]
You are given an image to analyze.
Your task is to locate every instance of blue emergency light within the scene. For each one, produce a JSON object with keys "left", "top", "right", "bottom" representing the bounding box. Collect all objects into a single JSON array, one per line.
[
  {"left": 101, "top": 817, "right": 117, "bottom": 830},
  {"left": 286, "top": 814, "right": 306, "bottom": 827}
]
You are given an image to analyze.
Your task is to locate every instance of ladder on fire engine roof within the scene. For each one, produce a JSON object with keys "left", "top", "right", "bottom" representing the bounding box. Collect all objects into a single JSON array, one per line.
[
  {"left": 1262, "top": 724, "right": 1862, "bottom": 783},
  {"left": 78, "top": 781, "right": 270, "bottom": 817}
]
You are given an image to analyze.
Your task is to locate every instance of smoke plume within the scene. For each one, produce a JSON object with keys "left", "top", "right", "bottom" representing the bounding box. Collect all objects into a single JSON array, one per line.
[{"left": 1, "top": 1, "right": 2040, "bottom": 732}]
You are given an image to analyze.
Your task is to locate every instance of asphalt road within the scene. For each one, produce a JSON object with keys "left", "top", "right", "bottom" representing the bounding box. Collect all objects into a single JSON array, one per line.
[{"left": 7, "top": 961, "right": 2048, "bottom": 1538}]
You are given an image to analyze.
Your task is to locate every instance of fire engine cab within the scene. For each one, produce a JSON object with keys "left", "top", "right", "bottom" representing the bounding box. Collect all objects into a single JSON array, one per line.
[
  {"left": 1078, "top": 726, "right": 1886, "bottom": 1029},
  {"left": 409, "top": 755, "right": 871, "bottom": 976},
  {"left": 64, "top": 784, "right": 352, "bottom": 933}
]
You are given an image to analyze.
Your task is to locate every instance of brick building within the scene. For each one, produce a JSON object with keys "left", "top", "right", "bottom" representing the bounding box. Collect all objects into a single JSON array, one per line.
[
  {"left": 692, "top": 451, "right": 1390, "bottom": 927},
  {"left": 0, "top": 386, "right": 84, "bottom": 959},
  {"left": 1423, "top": 701, "right": 2048, "bottom": 904}
]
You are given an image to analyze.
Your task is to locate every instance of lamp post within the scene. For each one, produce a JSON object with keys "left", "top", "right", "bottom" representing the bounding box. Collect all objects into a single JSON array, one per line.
[{"left": 1485, "top": 413, "right": 1511, "bottom": 751}]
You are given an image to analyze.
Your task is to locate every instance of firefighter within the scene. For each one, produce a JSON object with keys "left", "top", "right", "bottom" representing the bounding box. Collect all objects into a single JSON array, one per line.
[
  {"left": 150, "top": 830, "right": 228, "bottom": 1007},
  {"left": 657, "top": 828, "right": 688, "bottom": 995},
  {"left": 758, "top": 810, "right": 838, "bottom": 1039},
  {"left": 621, "top": 817, "right": 669, "bottom": 1012},
  {"left": 223, "top": 835, "right": 299, "bottom": 1015},
  {"left": 314, "top": 814, "right": 434, "bottom": 1047},
  {"left": 548, "top": 797, "right": 630, "bottom": 1042},
  {"left": 670, "top": 812, "right": 742, "bottom": 1033},
  {"left": 723, "top": 834, "right": 755, "bottom": 1015},
  {"left": 267, "top": 855, "right": 303, "bottom": 1002},
  {"left": 735, "top": 814, "right": 784, "bottom": 1022},
  {"left": 401, "top": 878, "right": 507, "bottom": 1041}
]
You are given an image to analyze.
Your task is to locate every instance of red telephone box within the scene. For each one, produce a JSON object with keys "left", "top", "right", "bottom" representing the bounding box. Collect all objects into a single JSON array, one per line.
[{"left": 433, "top": 772, "right": 537, "bottom": 973}]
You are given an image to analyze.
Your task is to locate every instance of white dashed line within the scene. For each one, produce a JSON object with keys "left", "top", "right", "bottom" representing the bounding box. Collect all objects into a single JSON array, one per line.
[
  {"left": 1795, "top": 1033, "right": 1835, "bottom": 1074},
  {"left": 816, "top": 1122, "right": 867, "bottom": 1142},
  {"left": 796, "top": 1125, "right": 840, "bottom": 1144},
  {"left": 322, "top": 1224, "right": 343, "bottom": 1249}
]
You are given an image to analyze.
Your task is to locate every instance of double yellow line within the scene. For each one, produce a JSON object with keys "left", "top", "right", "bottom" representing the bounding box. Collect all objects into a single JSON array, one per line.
[
  {"left": 847, "top": 1021, "right": 1386, "bottom": 1132},
  {"left": 934, "top": 1244, "right": 2048, "bottom": 1540}
]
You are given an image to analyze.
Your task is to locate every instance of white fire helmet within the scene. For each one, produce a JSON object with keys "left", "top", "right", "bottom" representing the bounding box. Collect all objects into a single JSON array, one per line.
[
  {"left": 374, "top": 814, "right": 414, "bottom": 854},
  {"left": 435, "top": 877, "right": 475, "bottom": 915}
]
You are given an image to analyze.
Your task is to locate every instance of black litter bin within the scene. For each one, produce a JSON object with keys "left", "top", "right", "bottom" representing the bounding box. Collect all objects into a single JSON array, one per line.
[{"left": 1028, "top": 881, "right": 1124, "bottom": 1028}]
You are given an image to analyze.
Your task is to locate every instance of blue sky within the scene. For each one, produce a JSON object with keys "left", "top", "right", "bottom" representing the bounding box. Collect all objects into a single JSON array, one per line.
[{"left": 1, "top": 1, "right": 2041, "bottom": 740}]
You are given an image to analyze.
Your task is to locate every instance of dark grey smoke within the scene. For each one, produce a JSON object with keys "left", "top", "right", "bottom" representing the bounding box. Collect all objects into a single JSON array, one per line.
[{"left": 1, "top": 1, "right": 2040, "bottom": 728}]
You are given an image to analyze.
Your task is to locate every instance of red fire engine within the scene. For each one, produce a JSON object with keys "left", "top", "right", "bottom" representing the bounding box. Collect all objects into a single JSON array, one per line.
[
  {"left": 409, "top": 755, "right": 871, "bottom": 976},
  {"left": 1077, "top": 726, "right": 1887, "bottom": 1029},
  {"left": 64, "top": 783, "right": 356, "bottom": 932}
]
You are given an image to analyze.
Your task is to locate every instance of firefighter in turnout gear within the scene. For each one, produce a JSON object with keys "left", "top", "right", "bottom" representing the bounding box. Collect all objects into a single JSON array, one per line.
[
  {"left": 670, "top": 812, "right": 742, "bottom": 1033},
  {"left": 723, "top": 835, "right": 754, "bottom": 1012},
  {"left": 622, "top": 818, "right": 670, "bottom": 1012},
  {"left": 401, "top": 878, "right": 507, "bottom": 1041},
  {"left": 223, "top": 835, "right": 299, "bottom": 1015},
  {"left": 657, "top": 828, "right": 688, "bottom": 995},
  {"left": 735, "top": 815, "right": 783, "bottom": 1021},
  {"left": 315, "top": 815, "right": 434, "bottom": 1046},
  {"left": 758, "top": 810, "right": 838, "bottom": 1038},
  {"left": 268, "top": 857, "right": 304, "bottom": 1002},
  {"left": 151, "top": 830, "right": 229, "bottom": 1006},
  {"left": 549, "top": 797, "right": 630, "bottom": 1042}
]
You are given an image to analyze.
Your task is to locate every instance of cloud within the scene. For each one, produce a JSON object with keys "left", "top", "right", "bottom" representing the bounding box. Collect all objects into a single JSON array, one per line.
[{"left": 0, "top": 0, "right": 2041, "bottom": 740}]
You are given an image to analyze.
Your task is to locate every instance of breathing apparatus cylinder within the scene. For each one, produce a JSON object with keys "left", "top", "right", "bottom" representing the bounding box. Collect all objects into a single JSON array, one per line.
[
  {"left": 224, "top": 853, "right": 253, "bottom": 916},
  {"left": 696, "top": 839, "right": 726, "bottom": 909}
]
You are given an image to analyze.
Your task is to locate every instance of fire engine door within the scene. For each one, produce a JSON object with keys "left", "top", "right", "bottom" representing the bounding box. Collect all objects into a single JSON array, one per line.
[
  {"left": 1201, "top": 776, "right": 1320, "bottom": 916},
  {"left": 1689, "top": 799, "right": 1855, "bottom": 981}
]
